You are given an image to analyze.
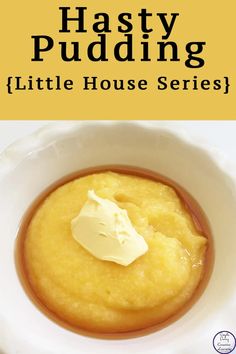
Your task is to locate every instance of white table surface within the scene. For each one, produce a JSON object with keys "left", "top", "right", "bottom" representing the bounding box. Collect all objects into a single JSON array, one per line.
[{"left": 0, "top": 121, "right": 236, "bottom": 161}]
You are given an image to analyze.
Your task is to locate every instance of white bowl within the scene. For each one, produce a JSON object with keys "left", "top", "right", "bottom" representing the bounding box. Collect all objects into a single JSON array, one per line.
[{"left": 0, "top": 122, "right": 236, "bottom": 354}]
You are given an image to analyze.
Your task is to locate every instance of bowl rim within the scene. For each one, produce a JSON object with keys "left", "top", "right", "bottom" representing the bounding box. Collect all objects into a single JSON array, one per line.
[{"left": 0, "top": 121, "right": 235, "bottom": 183}]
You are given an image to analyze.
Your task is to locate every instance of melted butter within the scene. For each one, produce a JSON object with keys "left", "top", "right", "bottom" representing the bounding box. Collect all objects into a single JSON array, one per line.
[{"left": 71, "top": 190, "right": 148, "bottom": 266}]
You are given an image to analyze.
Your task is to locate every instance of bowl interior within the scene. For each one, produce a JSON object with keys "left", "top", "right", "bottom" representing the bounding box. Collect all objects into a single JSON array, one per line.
[{"left": 0, "top": 123, "right": 236, "bottom": 354}]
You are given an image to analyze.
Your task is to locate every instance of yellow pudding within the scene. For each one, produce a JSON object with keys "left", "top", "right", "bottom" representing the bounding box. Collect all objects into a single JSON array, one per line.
[{"left": 21, "top": 170, "right": 209, "bottom": 334}]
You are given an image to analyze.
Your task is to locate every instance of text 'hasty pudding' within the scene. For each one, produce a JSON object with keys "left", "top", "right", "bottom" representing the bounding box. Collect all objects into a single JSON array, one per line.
[{"left": 31, "top": 6, "right": 206, "bottom": 68}]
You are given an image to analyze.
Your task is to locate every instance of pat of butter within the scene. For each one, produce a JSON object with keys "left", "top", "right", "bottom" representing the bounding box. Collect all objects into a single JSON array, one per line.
[{"left": 71, "top": 190, "right": 148, "bottom": 266}]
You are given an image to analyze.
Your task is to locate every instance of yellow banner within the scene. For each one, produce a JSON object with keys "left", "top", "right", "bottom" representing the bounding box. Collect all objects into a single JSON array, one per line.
[{"left": 0, "top": 1, "right": 235, "bottom": 119}]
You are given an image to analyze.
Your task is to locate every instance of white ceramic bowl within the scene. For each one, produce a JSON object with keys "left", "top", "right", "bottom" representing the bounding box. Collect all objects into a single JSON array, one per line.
[{"left": 0, "top": 122, "right": 236, "bottom": 354}]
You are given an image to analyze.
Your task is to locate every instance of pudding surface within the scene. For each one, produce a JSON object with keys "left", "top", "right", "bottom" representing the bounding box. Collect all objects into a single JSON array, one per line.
[{"left": 23, "top": 171, "right": 208, "bottom": 333}]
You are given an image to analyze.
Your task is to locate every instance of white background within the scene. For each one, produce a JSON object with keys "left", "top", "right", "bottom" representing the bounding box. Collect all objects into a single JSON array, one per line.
[{"left": 0, "top": 121, "right": 236, "bottom": 159}]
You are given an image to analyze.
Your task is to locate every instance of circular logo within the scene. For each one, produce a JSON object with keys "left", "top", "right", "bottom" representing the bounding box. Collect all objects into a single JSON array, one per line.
[{"left": 213, "top": 331, "right": 236, "bottom": 354}]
